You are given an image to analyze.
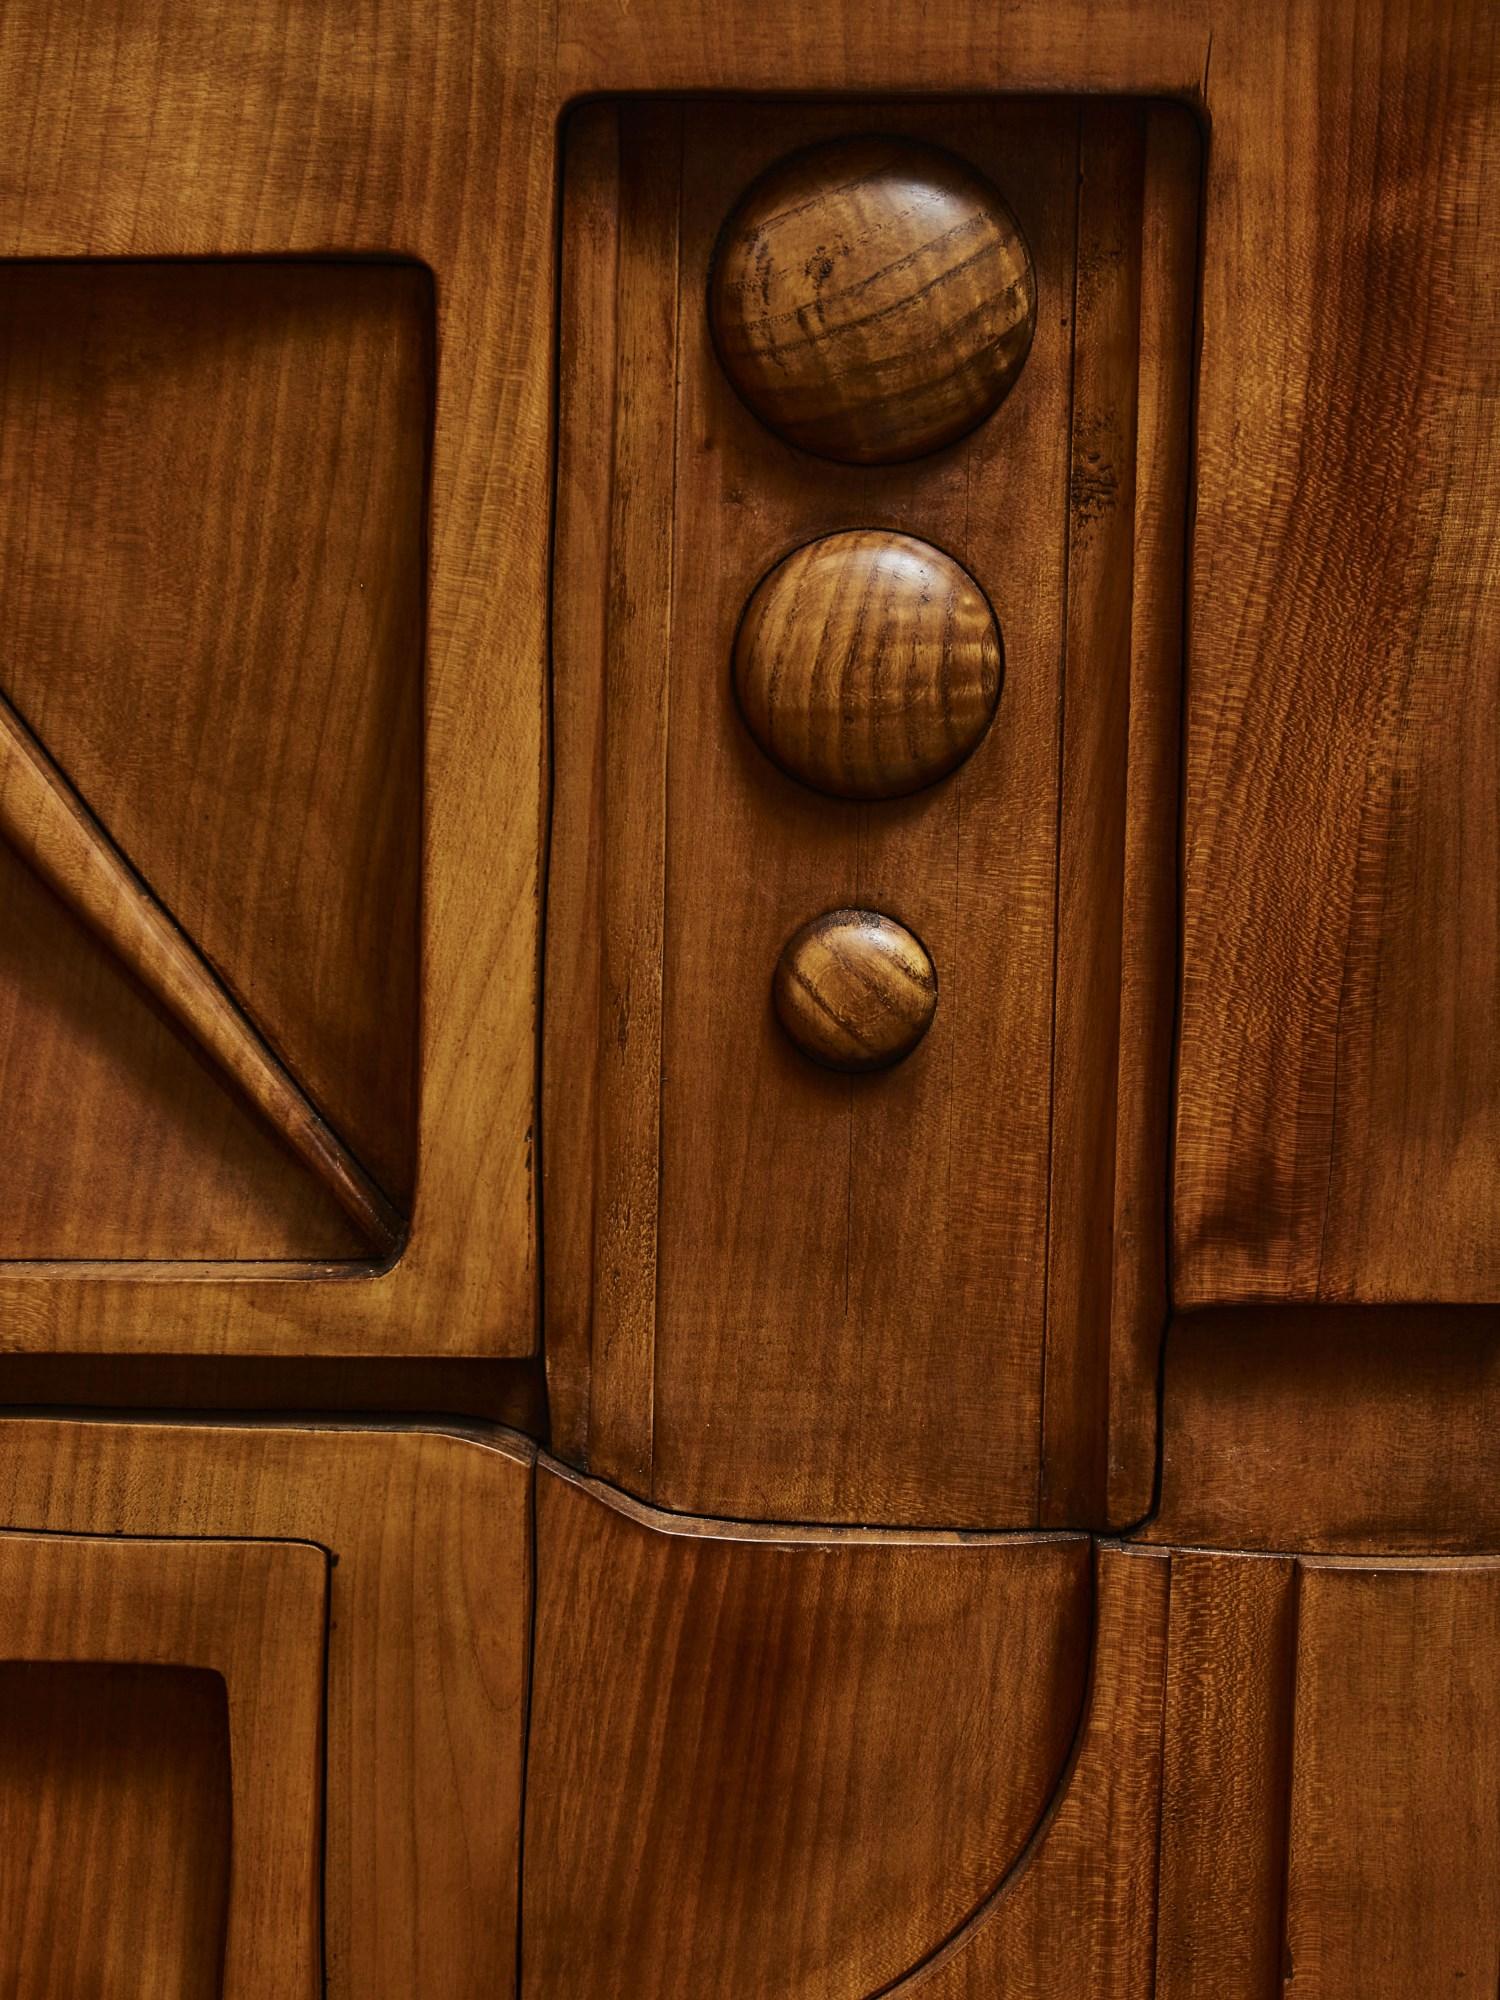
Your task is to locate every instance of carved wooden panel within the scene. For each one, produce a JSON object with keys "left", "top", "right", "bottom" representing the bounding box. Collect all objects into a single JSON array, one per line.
[
  {"left": 0, "top": 1532, "right": 327, "bottom": 1998},
  {"left": 523, "top": 1458, "right": 1093, "bottom": 1997},
  {"left": 0, "top": 1418, "right": 534, "bottom": 2000},
  {"left": 544, "top": 95, "right": 1197, "bottom": 1528}
]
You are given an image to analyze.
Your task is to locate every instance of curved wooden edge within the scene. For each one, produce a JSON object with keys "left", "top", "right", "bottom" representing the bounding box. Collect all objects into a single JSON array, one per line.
[
  {"left": 0, "top": 691, "right": 404, "bottom": 1258},
  {"left": 887, "top": 1542, "right": 1170, "bottom": 1997},
  {"left": 536, "top": 1451, "right": 1086, "bottom": 1547}
]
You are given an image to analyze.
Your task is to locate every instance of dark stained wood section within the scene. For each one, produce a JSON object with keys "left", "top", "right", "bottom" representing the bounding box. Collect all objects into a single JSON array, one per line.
[
  {"left": 544, "top": 95, "right": 1196, "bottom": 1528},
  {"left": 523, "top": 1459, "right": 1092, "bottom": 1998},
  {"left": 0, "top": 1663, "right": 231, "bottom": 2000},
  {"left": 1149, "top": 1307, "right": 1500, "bottom": 1554}
]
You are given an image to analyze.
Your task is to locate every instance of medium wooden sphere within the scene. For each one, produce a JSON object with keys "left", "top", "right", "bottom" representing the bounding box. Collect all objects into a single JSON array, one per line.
[
  {"left": 709, "top": 136, "right": 1036, "bottom": 465},
  {"left": 773, "top": 909, "right": 937, "bottom": 1072},
  {"left": 734, "top": 529, "right": 1002, "bottom": 800}
]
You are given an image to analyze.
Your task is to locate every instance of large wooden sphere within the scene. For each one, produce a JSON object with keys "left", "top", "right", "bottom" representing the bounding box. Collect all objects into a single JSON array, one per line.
[
  {"left": 710, "top": 136, "right": 1036, "bottom": 465},
  {"left": 734, "top": 530, "right": 1002, "bottom": 800}
]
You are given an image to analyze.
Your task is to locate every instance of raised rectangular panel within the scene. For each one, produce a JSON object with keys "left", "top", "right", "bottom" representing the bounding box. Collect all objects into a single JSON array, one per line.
[
  {"left": 544, "top": 96, "right": 1199, "bottom": 1526},
  {"left": 0, "top": 1532, "right": 327, "bottom": 1998},
  {"left": 1172, "top": 8, "right": 1500, "bottom": 1308}
]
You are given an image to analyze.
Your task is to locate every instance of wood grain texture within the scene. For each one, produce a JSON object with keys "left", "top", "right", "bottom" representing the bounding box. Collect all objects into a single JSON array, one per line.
[
  {"left": 899, "top": 1544, "right": 1171, "bottom": 1997},
  {"left": 773, "top": 907, "right": 938, "bottom": 1071},
  {"left": 1150, "top": 1306, "right": 1500, "bottom": 1553},
  {"left": 1285, "top": 1560, "right": 1500, "bottom": 1996},
  {"left": 1174, "top": 2, "right": 1500, "bottom": 1305},
  {"left": 734, "top": 530, "right": 1002, "bottom": 800},
  {"left": 0, "top": 1532, "right": 327, "bottom": 1999},
  {"left": 709, "top": 135, "right": 1036, "bottom": 465},
  {"left": 522, "top": 1459, "right": 1092, "bottom": 1998},
  {"left": 0, "top": 0, "right": 554, "bottom": 1355},
  {"left": 547, "top": 95, "right": 1191, "bottom": 1527},
  {"left": 0, "top": 840, "right": 368, "bottom": 1260},
  {"left": 0, "top": 1418, "right": 534, "bottom": 2000},
  {"left": 0, "top": 693, "right": 402, "bottom": 1258},
  {"left": 1155, "top": 1552, "right": 1296, "bottom": 2000},
  {"left": 0, "top": 1663, "right": 231, "bottom": 2000},
  {"left": 0, "top": 261, "right": 423, "bottom": 1239}
]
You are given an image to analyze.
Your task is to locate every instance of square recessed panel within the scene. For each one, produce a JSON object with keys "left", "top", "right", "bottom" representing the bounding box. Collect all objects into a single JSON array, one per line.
[{"left": 0, "top": 260, "right": 428, "bottom": 1261}]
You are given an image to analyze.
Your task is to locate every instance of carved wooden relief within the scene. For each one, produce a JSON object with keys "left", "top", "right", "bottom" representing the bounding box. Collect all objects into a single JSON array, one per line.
[{"left": 544, "top": 95, "right": 1199, "bottom": 1527}]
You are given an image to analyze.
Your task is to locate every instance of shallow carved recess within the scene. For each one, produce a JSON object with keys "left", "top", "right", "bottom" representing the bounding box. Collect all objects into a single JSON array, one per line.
[
  {"left": 0, "top": 259, "right": 426, "bottom": 1265},
  {"left": 0, "top": 1417, "right": 534, "bottom": 2000},
  {"left": 544, "top": 94, "right": 1198, "bottom": 1529}
]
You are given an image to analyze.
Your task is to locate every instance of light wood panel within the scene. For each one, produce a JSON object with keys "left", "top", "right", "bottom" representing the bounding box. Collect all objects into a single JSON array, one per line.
[
  {"left": 0, "top": 1532, "right": 327, "bottom": 1998},
  {"left": 1285, "top": 1560, "right": 1500, "bottom": 1995},
  {"left": 522, "top": 1459, "right": 1091, "bottom": 1998},
  {"left": 0, "top": 1663, "right": 231, "bottom": 2000},
  {"left": 1173, "top": 1, "right": 1500, "bottom": 1305},
  {"left": 0, "top": 1418, "right": 534, "bottom": 2000},
  {"left": 545, "top": 95, "right": 1194, "bottom": 1528},
  {"left": 0, "top": 0, "right": 554, "bottom": 1355}
]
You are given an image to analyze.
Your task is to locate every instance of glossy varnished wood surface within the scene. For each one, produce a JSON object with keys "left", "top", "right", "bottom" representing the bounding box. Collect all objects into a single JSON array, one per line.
[
  {"left": 734, "top": 530, "right": 1002, "bottom": 800},
  {"left": 0, "top": 1532, "right": 327, "bottom": 1998},
  {"left": 0, "top": 1663, "right": 231, "bottom": 2000},
  {"left": 0, "top": 14, "right": 552, "bottom": 1356},
  {"left": 1149, "top": 1307, "right": 1500, "bottom": 1553},
  {"left": 709, "top": 136, "right": 1036, "bottom": 465},
  {"left": 523, "top": 1460, "right": 1091, "bottom": 1998},
  {"left": 773, "top": 907, "right": 938, "bottom": 1071},
  {"left": 0, "top": 1419, "right": 534, "bottom": 2000},
  {"left": 546, "top": 95, "right": 1192, "bottom": 1527},
  {"left": 1173, "top": 2, "right": 1500, "bottom": 1306}
]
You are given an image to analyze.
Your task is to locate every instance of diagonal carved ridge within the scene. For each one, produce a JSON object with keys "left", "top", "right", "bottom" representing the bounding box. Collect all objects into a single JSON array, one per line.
[{"left": 0, "top": 688, "right": 404, "bottom": 1259}]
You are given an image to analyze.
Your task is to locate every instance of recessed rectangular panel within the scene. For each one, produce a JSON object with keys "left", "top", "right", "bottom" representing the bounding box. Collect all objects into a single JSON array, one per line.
[
  {"left": 0, "top": 1662, "right": 231, "bottom": 2000},
  {"left": 0, "top": 259, "right": 426, "bottom": 1263},
  {"left": 544, "top": 97, "right": 1198, "bottom": 1525}
]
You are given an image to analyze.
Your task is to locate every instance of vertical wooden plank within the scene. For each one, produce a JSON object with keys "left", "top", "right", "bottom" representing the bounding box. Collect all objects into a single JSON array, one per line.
[
  {"left": 1174, "top": 0, "right": 1500, "bottom": 1306},
  {"left": 1155, "top": 1552, "right": 1295, "bottom": 1999},
  {"left": 1042, "top": 102, "right": 1145, "bottom": 1524},
  {"left": 1105, "top": 101, "right": 1198, "bottom": 1522},
  {"left": 546, "top": 103, "right": 684, "bottom": 1488},
  {"left": 651, "top": 97, "right": 1077, "bottom": 1525},
  {"left": 544, "top": 103, "right": 622, "bottom": 1466},
  {"left": 1284, "top": 1559, "right": 1500, "bottom": 1996}
]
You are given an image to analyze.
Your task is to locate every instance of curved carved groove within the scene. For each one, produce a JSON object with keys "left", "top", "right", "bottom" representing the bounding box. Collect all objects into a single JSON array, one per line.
[
  {"left": 523, "top": 1458, "right": 1093, "bottom": 1999},
  {"left": 885, "top": 1544, "right": 1170, "bottom": 1997},
  {"left": 0, "top": 690, "right": 403, "bottom": 1258}
]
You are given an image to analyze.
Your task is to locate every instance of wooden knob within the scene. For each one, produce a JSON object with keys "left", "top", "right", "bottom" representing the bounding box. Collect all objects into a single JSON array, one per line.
[
  {"left": 709, "top": 136, "right": 1036, "bottom": 465},
  {"left": 735, "top": 530, "right": 1002, "bottom": 800},
  {"left": 773, "top": 909, "right": 937, "bottom": 1072}
]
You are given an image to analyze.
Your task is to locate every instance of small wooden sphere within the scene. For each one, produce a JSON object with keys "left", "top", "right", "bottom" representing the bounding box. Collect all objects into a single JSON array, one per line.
[
  {"left": 734, "top": 529, "right": 1002, "bottom": 800},
  {"left": 709, "top": 136, "right": 1036, "bottom": 465},
  {"left": 773, "top": 909, "right": 937, "bottom": 1072}
]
